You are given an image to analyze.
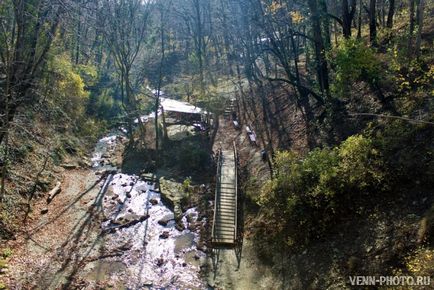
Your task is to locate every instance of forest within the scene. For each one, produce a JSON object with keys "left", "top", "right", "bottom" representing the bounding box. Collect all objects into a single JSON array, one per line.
[{"left": 0, "top": 0, "right": 433, "bottom": 289}]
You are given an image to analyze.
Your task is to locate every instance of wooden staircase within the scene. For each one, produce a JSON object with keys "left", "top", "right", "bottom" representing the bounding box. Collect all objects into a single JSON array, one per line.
[{"left": 212, "top": 143, "right": 238, "bottom": 246}]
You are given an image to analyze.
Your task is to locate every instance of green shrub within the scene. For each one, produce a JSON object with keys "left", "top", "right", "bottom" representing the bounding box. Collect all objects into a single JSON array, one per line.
[
  {"left": 330, "top": 39, "right": 381, "bottom": 97},
  {"left": 182, "top": 177, "right": 192, "bottom": 193},
  {"left": 2, "top": 248, "right": 12, "bottom": 259},
  {"left": 177, "top": 143, "right": 209, "bottom": 173},
  {"left": 256, "top": 134, "right": 386, "bottom": 251}
]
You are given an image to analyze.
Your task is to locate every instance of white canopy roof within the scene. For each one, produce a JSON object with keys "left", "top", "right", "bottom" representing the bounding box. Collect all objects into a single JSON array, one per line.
[
  {"left": 134, "top": 97, "right": 206, "bottom": 124},
  {"left": 160, "top": 97, "right": 205, "bottom": 114}
]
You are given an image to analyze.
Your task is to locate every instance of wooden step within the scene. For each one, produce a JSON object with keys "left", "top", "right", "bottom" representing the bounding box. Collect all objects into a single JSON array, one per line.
[
  {"left": 214, "top": 224, "right": 235, "bottom": 230},
  {"left": 215, "top": 216, "right": 235, "bottom": 221},
  {"left": 212, "top": 148, "right": 238, "bottom": 247}
]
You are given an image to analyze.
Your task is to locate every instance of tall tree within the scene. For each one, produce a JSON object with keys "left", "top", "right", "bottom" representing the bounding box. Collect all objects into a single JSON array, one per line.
[
  {"left": 342, "top": 0, "right": 357, "bottom": 38},
  {"left": 415, "top": 0, "right": 425, "bottom": 57},
  {"left": 369, "top": 0, "right": 378, "bottom": 46},
  {"left": 386, "top": 0, "right": 395, "bottom": 28},
  {"left": 408, "top": 0, "right": 416, "bottom": 56},
  {"left": 0, "top": 0, "right": 65, "bottom": 146},
  {"left": 101, "top": 0, "right": 152, "bottom": 140},
  {"left": 307, "top": 0, "right": 331, "bottom": 100}
]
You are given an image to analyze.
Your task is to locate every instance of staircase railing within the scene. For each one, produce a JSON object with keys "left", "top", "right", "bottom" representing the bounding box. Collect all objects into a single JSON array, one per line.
[
  {"left": 233, "top": 141, "right": 238, "bottom": 241},
  {"left": 212, "top": 147, "right": 222, "bottom": 241}
]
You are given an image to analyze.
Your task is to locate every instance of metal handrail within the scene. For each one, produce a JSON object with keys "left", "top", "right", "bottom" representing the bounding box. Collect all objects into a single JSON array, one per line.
[
  {"left": 233, "top": 141, "right": 238, "bottom": 241},
  {"left": 211, "top": 147, "right": 222, "bottom": 241}
]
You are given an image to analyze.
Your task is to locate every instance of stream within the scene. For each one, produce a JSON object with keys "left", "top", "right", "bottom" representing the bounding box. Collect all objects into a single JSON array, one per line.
[{"left": 89, "top": 133, "right": 208, "bottom": 289}]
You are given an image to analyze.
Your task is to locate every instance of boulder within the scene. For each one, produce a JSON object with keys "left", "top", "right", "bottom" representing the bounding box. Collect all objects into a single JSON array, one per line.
[
  {"left": 175, "top": 222, "right": 185, "bottom": 232},
  {"left": 158, "top": 214, "right": 175, "bottom": 227},
  {"left": 156, "top": 258, "right": 165, "bottom": 267},
  {"left": 174, "top": 233, "right": 195, "bottom": 254},
  {"left": 149, "top": 199, "right": 158, "bottom": 205},
  {"left": 159, "top": 178, "right": 187, "bottom": 213},
  {"left": 159, "top": 231, "right": 170, "bottom": 239}
]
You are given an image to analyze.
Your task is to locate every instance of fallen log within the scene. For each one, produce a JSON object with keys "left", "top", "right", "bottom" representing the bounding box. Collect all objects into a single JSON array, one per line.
[{"left": 47, "top": 181, "right": 62, "bottom": 204}]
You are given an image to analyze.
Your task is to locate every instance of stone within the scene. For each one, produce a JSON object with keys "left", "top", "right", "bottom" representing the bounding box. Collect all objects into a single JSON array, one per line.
[
  {"left": 174, "top": 233, "right": 195, "bottom": 254},
  {"left": 159, "top": 231, "right": 170, "bottom": 239},
  {"left": 198, "top": 213, "right": 207, "bottom": 221},
  {"left": 199, "top": 256, "right": 207, "bottom": 267},
  {"left": 61, "top": 163, "right": 77, "bottom": 170},
  {"left": 196, "top": 241, "right": 206, "bottom": 253},
  {"left": 149, "top": 199, "right": 158, "bottom": 205},
  {"left": 158, "top": 214, "right": 174, "bottom": 227},
  {"left": 119, "top": 242, "right": 133, "bottom": 251},
  {"left": 158, "top": 220, "right": 168, "bottom": 227},
  {"left": 141, "top": 173, "right": 156, "bottom": 182},
  {"left": 186, "top": 213, "right": 195, "bottom": 223},
  {"left": 139, "top": 214, "right": 150, "bottom": 221},
  {"left": 143, "top": 281, "right": 153, "bottom": 287},
  {"left": 207, "top": 282, "right": 215, "bottom": 288},
  {"left": 175, "top": 222, "right": 185, "bottom": 232},
  {"left": 188, "top": 222, "right": 199, "bottom": 232},
  {"left": 78, "top": 159, "right": 92, "bottom": 168},
  {"left": 156, "top": 258, "right": 165, "bottom": 267}
]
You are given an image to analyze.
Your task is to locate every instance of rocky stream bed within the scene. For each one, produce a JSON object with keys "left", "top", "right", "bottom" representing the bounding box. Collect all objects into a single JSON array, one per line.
[{"left": 88, "top": 133, "right": 209, "bottom": 289}]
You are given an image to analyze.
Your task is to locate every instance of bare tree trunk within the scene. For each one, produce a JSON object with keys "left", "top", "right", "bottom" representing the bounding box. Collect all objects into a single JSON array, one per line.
[
  {"left": 307, "top": 0, "right": 331, "bottom": 100},
  {"left": 192, "top": 0, "right": 205, "bottom": 93},
  {"left": 386, "top": 0, "right": 395, "bottom": 28},
  {"left": 341, "top": 0, "right": 357, "bottom": 38},
  {"left": 357, "top": 0, "right": 363, "bottom": 38},
  {"left": 75, "top": 0, "right": 81, "bottom": 64},
  {"left": 319, "top": 0, "right": 331, "bottom": 48},
  {"left": 415, "top": 0, "right": 425, "bottom": 57},
  {"left": 333, "top": 5, "right": 339, "bottom": 45},
  {"left": 0, "top": 73, "right": 10, "bottom": 202},
  {"left": 369, "top": 0, "right": 378, "bottom": 46},
  {"left": 155, "top": 4, "right": 167, "bottom": 158},
  {"left": 408, "top": 0, "right": 416, "bottom": 57}
]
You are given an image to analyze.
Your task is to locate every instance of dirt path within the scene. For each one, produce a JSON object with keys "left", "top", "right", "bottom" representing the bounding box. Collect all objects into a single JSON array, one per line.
[{"left": 3, "top": 168, "right": 118, "bottom": 289}]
